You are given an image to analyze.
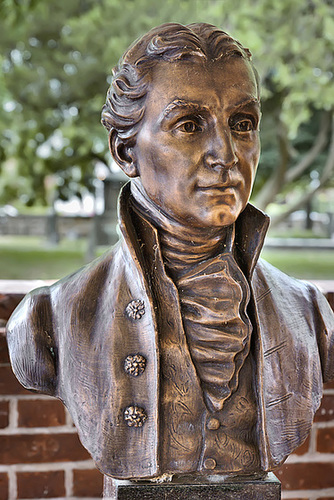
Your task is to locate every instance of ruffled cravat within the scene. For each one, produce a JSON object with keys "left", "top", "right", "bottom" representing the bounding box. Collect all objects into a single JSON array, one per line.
[
  {"left": 130, "top": 179, "right": 252, "bottom": 412},
  {"left": 176, "top": 252, "right": 252, "bottom": 412}
]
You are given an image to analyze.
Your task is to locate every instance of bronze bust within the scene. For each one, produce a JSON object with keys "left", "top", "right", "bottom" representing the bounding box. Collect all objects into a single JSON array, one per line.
[{"left": 6, "top": 23, "right": 334, "bottom": 481}]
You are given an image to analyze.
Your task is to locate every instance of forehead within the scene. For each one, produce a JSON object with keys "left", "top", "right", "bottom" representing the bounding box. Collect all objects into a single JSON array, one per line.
[{"left": 145, "top": 57, "right": 259, "bottom": 113}]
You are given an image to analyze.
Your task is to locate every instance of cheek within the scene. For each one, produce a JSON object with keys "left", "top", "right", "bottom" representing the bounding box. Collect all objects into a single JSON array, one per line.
[
  {"left": 136, "top": 138, "right": 180, "bottom": 175},
  {"left": 251, "top": 136, "right": 261, "bottom": 162},
  {"left": 236, "top": 146, "right": 259, "bottom": 202},
  {"left": 240, "top": 140, "right": 260, "bottom": 174}
]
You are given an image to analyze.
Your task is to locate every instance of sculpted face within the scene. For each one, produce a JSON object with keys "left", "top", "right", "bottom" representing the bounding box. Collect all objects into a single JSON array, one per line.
[{"left": 132, "top": 57, "right": 261, "bottom": 228}]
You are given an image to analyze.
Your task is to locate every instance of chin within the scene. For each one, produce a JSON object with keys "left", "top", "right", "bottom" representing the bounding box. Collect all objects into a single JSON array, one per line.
[
  {"left": 185, "top": 204, "right": 243, "bottom": 228},
  {"left": 213, "top": 208, "right": 242, "bottom": 227},
  {"left": 193, "top": 214, "right": 237, "bottom": 229},
  {"left": 197, "top": 200, "right": 245, "bottom": 228}
]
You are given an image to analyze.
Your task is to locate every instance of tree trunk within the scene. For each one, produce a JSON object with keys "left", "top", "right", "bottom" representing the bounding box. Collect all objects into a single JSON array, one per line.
[
  {"left": 271, "top": 115, "right": 334, "bottom": 228},
  {"left": 285, "top": 110, "right": 331, "bottom": 184}
]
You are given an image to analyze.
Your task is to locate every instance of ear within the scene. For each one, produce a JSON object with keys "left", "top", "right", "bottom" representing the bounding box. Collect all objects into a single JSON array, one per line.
[{"left": 109, "top": 132, "right": 138, "bottom": 178}]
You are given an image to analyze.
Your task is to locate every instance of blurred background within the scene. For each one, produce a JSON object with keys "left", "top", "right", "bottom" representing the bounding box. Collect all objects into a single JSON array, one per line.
[
  {"left": 0, "top": 0, "right": 333, "bottom": 281},
  {"left": 0, "top": 2, "right": 334, "bottom": 499}
]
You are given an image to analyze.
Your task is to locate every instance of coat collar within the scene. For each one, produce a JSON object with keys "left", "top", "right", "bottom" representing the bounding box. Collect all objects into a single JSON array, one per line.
[
  {"left": 118, "top": 181, "right": 270, "bottom": 280},
  {"left": 234, "top": 203, "right": 270, "bottom": 279}
]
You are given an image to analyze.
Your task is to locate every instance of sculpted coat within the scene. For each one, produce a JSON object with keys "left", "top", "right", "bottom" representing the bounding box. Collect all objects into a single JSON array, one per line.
[{"left": 7, "top": 183, "right": 334, "bottom": 479}]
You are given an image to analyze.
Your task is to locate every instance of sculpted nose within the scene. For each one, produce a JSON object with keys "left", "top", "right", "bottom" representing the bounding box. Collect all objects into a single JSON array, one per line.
[{"left": 205, "top": 130, "right": 237, "bottom": 169}]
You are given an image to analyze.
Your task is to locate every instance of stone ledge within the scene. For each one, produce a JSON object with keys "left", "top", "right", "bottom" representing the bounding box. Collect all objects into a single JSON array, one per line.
[{"left": 104, "top": 473, "right": 281, "bottom": 500}]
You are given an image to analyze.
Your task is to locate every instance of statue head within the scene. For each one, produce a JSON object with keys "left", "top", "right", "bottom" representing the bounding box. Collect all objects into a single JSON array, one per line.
[{"left": 102, "top": 23, "right": 261, "bottom": 228}]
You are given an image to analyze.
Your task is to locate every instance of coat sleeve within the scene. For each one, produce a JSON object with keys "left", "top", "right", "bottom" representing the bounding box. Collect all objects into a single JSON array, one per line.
[
  {"left": 6, "top": 286, "right": 58, "bottom": 396},
  {"left": 309, "top": 283, "right": 334, "bottom": 383}
]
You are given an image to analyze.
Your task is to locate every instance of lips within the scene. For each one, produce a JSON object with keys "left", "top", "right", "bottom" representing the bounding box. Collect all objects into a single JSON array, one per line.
[{"left": 197, "top": 184, "right": 237, "bottom": 191}]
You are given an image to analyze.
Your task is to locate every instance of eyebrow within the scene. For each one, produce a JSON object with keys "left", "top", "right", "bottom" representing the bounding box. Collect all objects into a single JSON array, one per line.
[
  {"left": 226, "top": 97, "right": 261, "bottom": 113},
  {"left": 161, "top": 99, "right": 210, "bottom": 123}
]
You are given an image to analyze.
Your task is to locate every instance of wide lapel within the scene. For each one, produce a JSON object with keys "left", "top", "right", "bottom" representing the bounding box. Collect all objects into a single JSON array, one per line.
[
  {"left": 104, "top": 185, "right": 161, "bottom": 478},
  {"left": 234, "top": 204, "right": 272, "bottom": 469},
  {"left": 234, "top": 203, "right": 270, "bottom": 280},
  {"left": 126, "top": 189, "right": 206, "bottom": 472}
]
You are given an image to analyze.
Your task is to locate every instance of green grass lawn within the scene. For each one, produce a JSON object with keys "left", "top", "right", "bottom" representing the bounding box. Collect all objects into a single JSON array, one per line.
[
  {"left": 261, "top": 248, "right": 334, "bottom": 280},
  {"left": 0, "top": 236, "right": 88, "bottom": 280},
  {"left": 0, "top": 236, "right": 333, "bottom": 280}
]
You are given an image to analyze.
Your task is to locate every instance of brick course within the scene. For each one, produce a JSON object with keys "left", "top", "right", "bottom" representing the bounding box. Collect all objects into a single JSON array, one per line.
[
  {"left": 18, "top": 399, "right": 66, "bottom": 428},
  {"left": 0, "top": 472, "right": 8, "bottom": 500},
  {"left": 0, "top": 400, "right": 9, "bottom": 429},
  {"left": 317, "top": 427, "right": 334, "bottom": 453},
  {"left": 17, "top": 471, "right": 65, "bottom": 499},
  {"left": 0, "top": 433, "right": 90, "bottom": 464},
  {"left": 276, "top": 463, "right": 334, "bottom": 490}
]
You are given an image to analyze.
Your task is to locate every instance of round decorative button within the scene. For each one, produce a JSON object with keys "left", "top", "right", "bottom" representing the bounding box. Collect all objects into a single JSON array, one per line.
[
  {"left": 124, "top": 354, "right": 146, "bottom": 377},
  {"left": 124, "top": 406, "right": 147, "bottom": 427},
  {"left": 206, "top": 417, "right": 220, "bottom": 430},
  {"left": 125, "top": 299, "right": 145, "bottom": 320},
  {"left": 203, "top": 458, "right": 217, "bottom": 470}
]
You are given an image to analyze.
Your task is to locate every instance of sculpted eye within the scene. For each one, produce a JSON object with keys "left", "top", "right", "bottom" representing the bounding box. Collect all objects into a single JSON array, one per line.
[
  {"left": 176, "top": 120, "right": 202, "bottom": 133},
  {"left": 230, "top": 117, "right": 255, "bottom": 133}
]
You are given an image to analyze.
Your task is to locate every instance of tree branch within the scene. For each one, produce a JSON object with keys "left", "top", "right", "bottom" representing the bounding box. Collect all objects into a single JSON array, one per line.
[{"left": 285, "top": 110, "right": 331, "bottom": 183}]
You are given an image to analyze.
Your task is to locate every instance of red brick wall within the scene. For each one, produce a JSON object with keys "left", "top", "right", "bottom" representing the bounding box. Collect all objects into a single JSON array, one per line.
[
  {"left": 1, "top": 282, "right": 334, "bottom": 499},
  {"left": 0, "top": 325, "right": 103, "bottom": 499},
  {"left": 276, "top": 379, "right": 334, "bottom": 500}
]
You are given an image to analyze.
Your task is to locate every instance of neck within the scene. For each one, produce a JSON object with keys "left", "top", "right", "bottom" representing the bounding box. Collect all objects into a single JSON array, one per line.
[{"left": 130, "top": 179, "right": 234, "bottom": 279}]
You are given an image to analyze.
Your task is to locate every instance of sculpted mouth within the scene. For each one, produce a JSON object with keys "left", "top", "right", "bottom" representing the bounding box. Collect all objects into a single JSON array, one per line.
[{"left": 197, "top": 184, "right": 236, "bottom": 191}]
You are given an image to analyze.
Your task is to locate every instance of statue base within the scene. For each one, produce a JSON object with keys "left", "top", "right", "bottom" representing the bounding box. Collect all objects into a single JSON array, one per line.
[{"left": 103, "top": 472, "right": 281, "bottom": 499}]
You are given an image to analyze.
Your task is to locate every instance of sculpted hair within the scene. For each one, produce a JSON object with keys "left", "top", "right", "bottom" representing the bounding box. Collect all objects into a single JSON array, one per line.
[{"left": 101, "top": 23, "right": 257, "bottom": 148}]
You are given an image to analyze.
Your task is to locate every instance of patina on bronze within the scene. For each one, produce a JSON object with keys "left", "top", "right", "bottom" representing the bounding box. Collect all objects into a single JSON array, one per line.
[{"left": 6, "top": 23, "right": 334, "bottom": 484}]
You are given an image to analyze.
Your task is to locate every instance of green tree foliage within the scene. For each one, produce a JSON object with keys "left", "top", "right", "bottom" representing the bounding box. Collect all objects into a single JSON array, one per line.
[{"left": 0, "top": 0, "right": 333, "bottom": 221}]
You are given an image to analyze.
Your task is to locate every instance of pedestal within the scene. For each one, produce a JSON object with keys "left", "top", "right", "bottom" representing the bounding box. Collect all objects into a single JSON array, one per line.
[{"left": 103, "top": 472, "right": 281, "bottom": 499}]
